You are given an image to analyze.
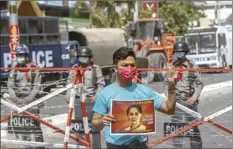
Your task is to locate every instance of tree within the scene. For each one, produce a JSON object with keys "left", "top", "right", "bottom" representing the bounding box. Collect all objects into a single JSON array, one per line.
[
  {"left": 139, "top": 4, "right": 154, "bottom": 19},
  {"left": 72, "top": 1, "right": 89, "bottom": 19},
  {"left": 71, "top": 0, "right": 202, "bottom": 33},
  {"left": 72, "top": 1, "right": 122, "bottom": 28},
  {"left": 158, "top": 0, "right": 203, "bottom": 35}
]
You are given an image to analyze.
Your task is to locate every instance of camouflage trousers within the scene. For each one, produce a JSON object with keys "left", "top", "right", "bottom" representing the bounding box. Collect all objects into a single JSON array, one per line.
[{"left": 171, "top": 98, "right": 202, "bottom": 149}]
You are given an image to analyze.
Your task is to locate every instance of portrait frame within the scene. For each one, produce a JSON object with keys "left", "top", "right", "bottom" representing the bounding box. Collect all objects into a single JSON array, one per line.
[{"left": 110, "top": 99, "right": 156, "bottom": 135}]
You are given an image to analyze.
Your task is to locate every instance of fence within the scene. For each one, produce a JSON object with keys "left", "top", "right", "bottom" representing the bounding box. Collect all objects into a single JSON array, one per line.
[
  {"left": 0, "top": 66, "right": 232, "bottom": 148},
  {"left": 1, "top": 67, "right": 91, "bottom": 149}
]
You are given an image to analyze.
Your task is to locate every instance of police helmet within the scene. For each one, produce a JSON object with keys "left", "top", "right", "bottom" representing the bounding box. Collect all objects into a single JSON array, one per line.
[
  {"left": 77, "top": 46, "right": 93, "bottom": 58},
  {"left": 173, "top": 41, "right": 190, "bottom": 54},
  {"left": 66, "top": 41, "right": 80, "bottom": 57},
  {"left": 15, "top": 44, "right": 29, "bottom": 55},
  {"left": 66, "top": 41, "right": 80, "bottom": 51}
]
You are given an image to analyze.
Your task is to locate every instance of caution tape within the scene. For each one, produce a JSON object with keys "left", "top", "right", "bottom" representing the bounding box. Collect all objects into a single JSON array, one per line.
[
  {"left": 0, "top": 67, "right": 88, "bottom": 71},
  {"left": 0, "top": 67, "right": 231, "bottom": 72},
  {"left": 137, "top": 68, "right": 232, "bottom": 72}
]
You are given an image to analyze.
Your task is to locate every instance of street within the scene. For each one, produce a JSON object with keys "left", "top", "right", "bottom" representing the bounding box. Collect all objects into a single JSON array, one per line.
[{"left": 1, "top": 72, "right": 232, "bottom": 148}]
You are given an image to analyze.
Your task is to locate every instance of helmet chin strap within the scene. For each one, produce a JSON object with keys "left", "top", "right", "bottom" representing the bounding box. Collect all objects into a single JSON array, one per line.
[
  {"left": 79, "top": 62, "right": 90, "bottom": 67},
  {"left": 173, "top": 57, "right": 187, "bottom": 65}
]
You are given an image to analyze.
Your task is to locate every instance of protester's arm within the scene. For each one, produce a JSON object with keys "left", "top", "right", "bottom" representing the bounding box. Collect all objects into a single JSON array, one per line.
[
  {"left": 158, "top": 81, "right": 176, "bottom": 115},
  {"left": 154, "top": 64, "right": 176, "bottom": 115},
  {"left": 163, "top": 72, "right": 169, "bottom": 98},
  {"left": 92, "top": 93, "right": 114, "bottom": 131}
]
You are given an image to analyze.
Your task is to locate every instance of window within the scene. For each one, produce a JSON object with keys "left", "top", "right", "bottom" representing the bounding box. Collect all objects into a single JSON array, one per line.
[
  {"left": 59, "top": 21, "right": 68, "bottom": 44},
  {"left": 136, "top": 21, "right": 155, "bottom": 40},
  {"left": 45, "top": 35, "right": 59, "bottom": 44},
  {"left": 0, "top": 18, "right": 8, "bottom": 34},
  {"left": 200, "top": 34, "right": 216, "bottom": 48},
  {"left": 185, "top": 34, "right": 200, "bottom": 54},
  {"left": 0, "top": 36, "right": 9, "bottom": 46},
  {"left": 199, "top": 33, "right": 216, "bottom": 53},
  {"left": 20, "top": 36, "right": 29, "bottom": 44},
  {"left": 28, "top": 19, "right": 43, "bottom": 34},
  {"left": 29, "top": 36, "right": 45, "bottom": 44},
  {"left": 218, "top": 33, "right": 226, "bottom": 48},
  {"left": 44, "top": 20, "right": 59, "bottom": 34},
  {"left": 18, "top": 19, "right": 27, "bottom": 34}
]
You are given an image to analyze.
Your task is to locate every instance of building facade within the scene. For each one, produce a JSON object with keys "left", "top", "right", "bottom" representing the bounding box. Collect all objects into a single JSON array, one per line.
[{"left": 194, "top": 1, "right": 232, "bottom": 26}]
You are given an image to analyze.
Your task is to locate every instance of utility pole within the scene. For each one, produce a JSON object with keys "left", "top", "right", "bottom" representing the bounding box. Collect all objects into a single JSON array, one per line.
[
  {"left": 217, "top": 0, "right": 221, "bottom": 26},
  {"left": 133, "top": 0, "right": 139, "bottom": 23},
  {"left": 89, "top": 1, "right": 94, "bottom": 28},
  {"left": 8, "top": 1, "right": 19, "bottom": 66},
  {"left": 215, "top": 0, "right": 221, "bottom": 26}
]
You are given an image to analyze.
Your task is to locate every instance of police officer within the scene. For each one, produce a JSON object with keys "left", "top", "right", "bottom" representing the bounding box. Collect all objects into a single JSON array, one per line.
[
  {"left": 164, "top": 41, "right": 204, "bottom": 149},
  {"left": 7, "top": 44, "right": 44, "bottom": 149},
  {"left": 66, "top": 46, "right": 105, "bottom": 148}
]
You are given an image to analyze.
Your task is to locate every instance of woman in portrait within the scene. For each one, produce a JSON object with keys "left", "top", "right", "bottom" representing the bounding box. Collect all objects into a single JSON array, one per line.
[{"left": 124, "top": 104, "right": 146, "bottom": 132}]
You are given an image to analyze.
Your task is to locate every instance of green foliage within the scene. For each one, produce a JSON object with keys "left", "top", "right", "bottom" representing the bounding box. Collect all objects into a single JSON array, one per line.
[
  {"left": 72, "top": 1, "right": 89, "bottom": 19},
  {"left": 138, "top": 4, "right": 154, "bottom": 19},
  {"left": 158, "top": 0, "right": 203, "bottom": 35},
  {"left": 72, "top": 1, "right": 122, "bottom": 28},
  {"left": 71, "top": 0, "right": 202, "bottom": 33}
]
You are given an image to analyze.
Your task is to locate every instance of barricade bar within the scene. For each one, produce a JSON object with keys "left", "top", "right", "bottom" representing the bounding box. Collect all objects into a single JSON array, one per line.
[
  {"left": 1, "top": 114, "right": 12, "bottom": 123},
  {"left": 1, "top": 67, "right": 92, "bottom": 148},
  {"left": 18, "top": 84, "right": 73, "bottom": 113},
  {"left": 148, "top": 120, "right": 203, "bottom": 148},
  {"left": 1, "top": 94, "right": 90, "bottom": 148},
  {"left": 207, "top": 119, "right": 232, "bottom": 134},
  {"left": 148, "top": 105, "right": 232, "bottom": 148},
  {"left": 64, "top": 68, "right": 91, "bottom": 149}
]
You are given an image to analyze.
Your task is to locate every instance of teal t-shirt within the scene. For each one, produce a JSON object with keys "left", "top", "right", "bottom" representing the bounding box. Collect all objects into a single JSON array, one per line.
[{"left": 92, "top": 83, "right": 164, "bottom": 145}]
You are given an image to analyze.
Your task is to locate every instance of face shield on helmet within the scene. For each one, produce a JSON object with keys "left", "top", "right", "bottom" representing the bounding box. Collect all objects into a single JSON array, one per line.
[
  {"left": 15, "top": 45, "right": 29, "bottom": 65},
  {"left": 173, "top": 51, "right": 186, "bottom": 64},
  {"left": 16, "top": 56, "right": 26, "bottom": 65},
  {"left": 173, "top": 51, "right": 185, "bottom": 59},
  {"left": 79, "top": 57, "right": 90, "bottom": 64}
]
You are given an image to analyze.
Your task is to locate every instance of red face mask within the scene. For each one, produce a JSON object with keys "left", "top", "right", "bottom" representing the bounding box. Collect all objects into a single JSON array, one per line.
[{"left": 118, "top": 67, "right": 137, "bottom": 81}]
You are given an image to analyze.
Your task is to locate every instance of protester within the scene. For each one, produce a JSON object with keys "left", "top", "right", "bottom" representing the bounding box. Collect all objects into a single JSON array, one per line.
[{"left": 92, "top": 47, "right": 177, "bottom": 149}]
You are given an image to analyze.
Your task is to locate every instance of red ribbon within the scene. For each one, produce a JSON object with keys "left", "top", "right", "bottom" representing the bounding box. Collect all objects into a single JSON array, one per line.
[{"left": 176, "top": 65, "right": 183, "bottom": 81}]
